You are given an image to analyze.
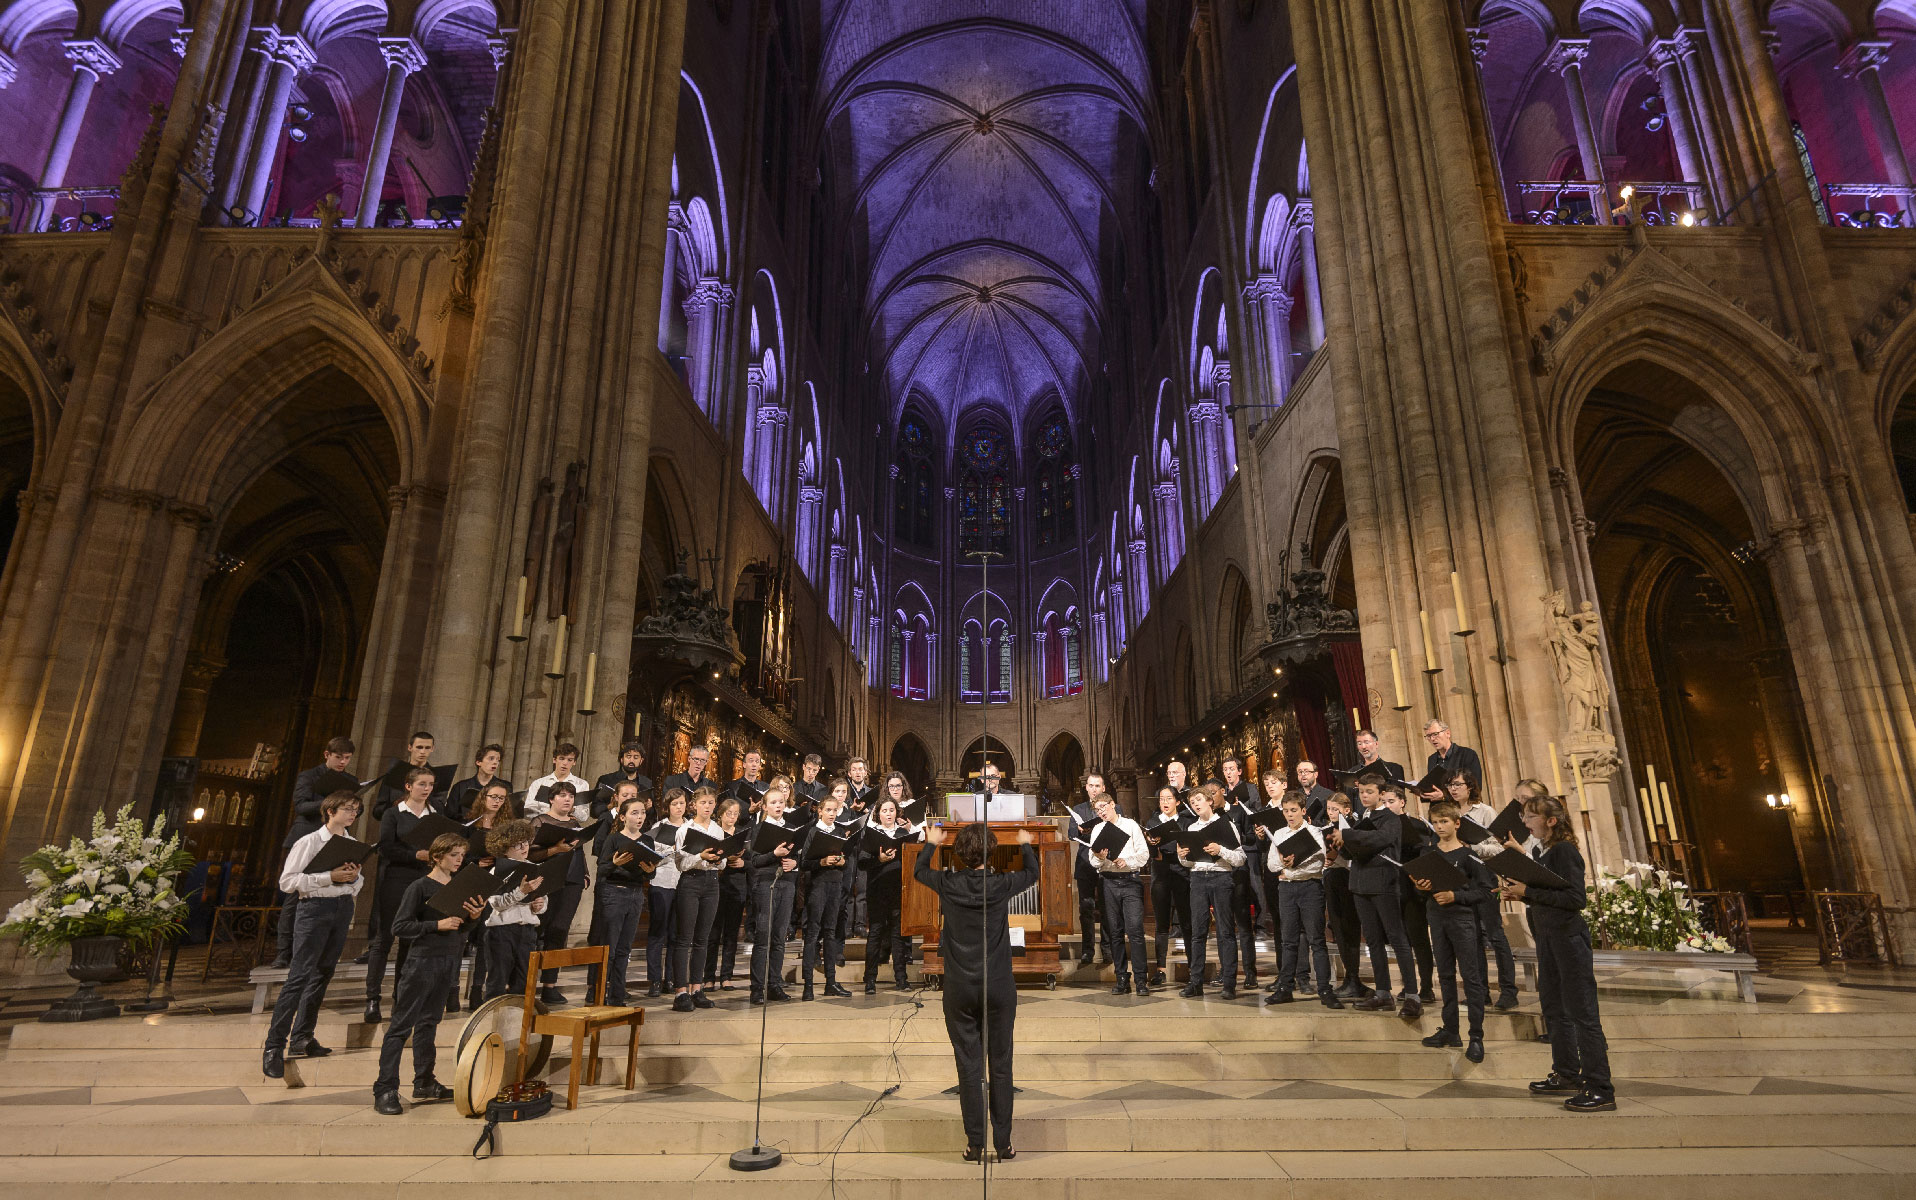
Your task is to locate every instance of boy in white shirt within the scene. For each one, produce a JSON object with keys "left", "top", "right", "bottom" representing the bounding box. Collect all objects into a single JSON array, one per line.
[
  {"left": 1176, "top": 783, "right": 1246, "bottom": 999},
  {"left": 483, "top": 818, "right": 549, "bottom": 999},
  {"left": 1086, "top": 776, "right": 1150, "bottom": 996},
  {"left": 263, "top": 791, "right": 366, "bottom": 1079}
]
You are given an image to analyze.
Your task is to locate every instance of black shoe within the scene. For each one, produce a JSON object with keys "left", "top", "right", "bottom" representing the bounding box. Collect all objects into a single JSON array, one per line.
[
  {"left": 1466, "top": 1037, "right": 1485, "bottom": 1063},
  {"left": 262, "top": 1045, "right": 285, "bottom": 1079},
  {"left": 1418, "top": 989, "right": 1437, "bottom": 1004},
  {"left": 289, "top": 1038, "right": 331, "bottom": 1059},
  {"left": 270, "top": 955, "right": 291, "bottom": 970},
  {"left": 1353, "top": 993, "right": 1391, "bottom": 1011},
  {"left": 1179, "top": 984, "right": 1202, "bottom": 999},
  {"left": 1243, "top": 974, "right": 1259, "bottom": 990},
  {"left": 1134, "top": 984, "right": 1151, "bottom": 997},
  {"left": 1220, "top": 985, "right": 1238, "bottom": 1001},
  {"left": 1077, "top": 956, "right": 1094, "bottom": 967},
  {"left": 865, "top": 982, "right": 878, "bottom": 995},
  {"left": 1267, "top": 988, "right": 1295, "bottom": 1004},
  {"left": 1529, "top": 1073, "right": 1582, "bottom": 1095},
  {"left": 750, "top": 992, "right": 766, "bottom": 1006},
  {"left": 466, "top": 990, "right": 485, "bottom": 1012},
  {"left": 446, "top": 994, "right": 461, "bottom": 1014},
  {"left": 540, "top": 987, "right": 567, "bottom": 1005},
  {"left": 412, "top": 1079, "right": 453, "bottom": 1101},
  {"left": 1564, "top": 1089, "right": 1616, "bottom": 1112},
  {"left": 824, "top": 982, "right": 852, "bottom": 999},
  {"left": 1112, "top": 981, "right": 1131, "bottom": 995},
  {"left": 1421, "top": 1029, "right": 1462, "bottom": 1048},
  {"left": 1398, "top": 996, "right": 1423, "bottom": 1022},
  {"left": 802, "top": 984, "right": 816, "bottom": 1002},
  {"left": 1318, "top": 991, "right": 1345, "bottom": 1009},
  {"left": 353, "top": 950, "right": 371, "bottom": 966},
  {"left": 1494, "top": 992, "right": 1520, "bottom": 1010},
  {"left": 963, "top": 1146, "right": 985, "bottom": 1163},
  {"left": 1333, "top": 980, "right": 1363, "bottom": 998},
  {"left": 692, "top": 990, "right": 715, "bottom": 1009},
  {"left": 373, "top": 1090, "right": 403, "bottom": 1116},
  {"left": 646, "top": 981, "right": 662, "bottom": 997},
  {"left": 768, "top": 986, "right": 792, "bottom": 1003},
  {"left": 894, "top": 979, "right": 911, "bottom": 991},
  {"left": 1149, "top": 969, "right": 1166, "bottom": 987},
  {"left": 996, "top": 1146, "right": 1016, "bottom": 1161},
  {"left": 362, "top": 1001, "right": 382, "bottom": 1025},
  {"left": 672, "top": 992, "right": 695, "bottom": 1012}
]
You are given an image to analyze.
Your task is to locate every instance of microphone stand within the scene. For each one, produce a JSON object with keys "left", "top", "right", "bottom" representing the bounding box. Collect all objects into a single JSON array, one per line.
[
  {"left": 731, "top": 863, "right": 782, "bottom": 1171},
  {"left": 969, "top": 545, "right": 1000, "bottom": 1186}
]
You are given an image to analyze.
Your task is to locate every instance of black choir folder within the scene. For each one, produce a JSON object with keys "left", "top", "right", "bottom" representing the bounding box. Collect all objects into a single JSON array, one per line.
[
  {"left": 607, "top": 832, "right": 664, "bottom": 865},
  {"left": 682, "top": 826, "right": 749, "bottom": 858},
  {"left": 861, "top": 825, "right": 917, "bottom": 855},
  {"left": 1251, "top": 806, "right": 1289, "bottom": 833},
  {"left": 426, "top": 863, "right": 498, "bottom": 917},
  {"left": 304, "top": 834, "right": 376, "bottom": 873},
  {"left": 1456, "top": 816, "right": 1495, "bottom": 846},
  {"left": 1401, "top": 849, "right": 1474, "bottom": 894},
  {"left": 804, "top": 829, "right": 851, "bottom": 861},
  {"left": 401, "top": 812, "right": 468, "bottom": 851},
  {"left": 1175, "top": 820, "right": 1240, "bottom": 862},
  {"left": 534, "top": 817, "right": 585, "bottom": 848},
  {"left": 751, "top": 820, "right": 800, "bottom": 855},
  {"left": 516, "top": 850, "right": 574, "bottom": 901},
  {"left": 1488, "top": 800, "right": 1529, "bottom": 844},
  {"left": 1275, "top": 828, "right": 1321, "bottom": 864},
  {"left": 1087, "top": 821, "right": 1130, "bottom": 859},
  {"left": 1487, "top": 848, "right": 1572, "bottom": 890}
]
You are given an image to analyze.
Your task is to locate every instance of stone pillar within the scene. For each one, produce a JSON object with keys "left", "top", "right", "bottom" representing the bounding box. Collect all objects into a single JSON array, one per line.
[
  {"left": 1242, "top": 275, "right": 1295, "bottom": 399},
  {"left": 354, "top": 37, "right": 427, "bottom": 228},
  {"left": 1213, "top": 361, "right": 1237, "bottom": 478},
  {"left": 26, "top": 40, "right": 121, "bottom": 230},
  {"left": 1187, "top": 398, "right": 1224, "bottom": 513},
  {"left": 1545, "top": 39, "right": 1608, "bottom": 214},
  {"left": 1837, "top": 41, "right": 1912, "bottom": 191},
  {"left": 212, "top": 29, "right": 277, "bottom": 220},
  {"left": 796, "top": 483, "right": 824, "bottom": 578},
  {"left": 235, "top": 33, "right": 315, "bottom": 223},
  {"left": 1298, "top": 217, "right": 1325, "bottom": 348},
  {"left": 757, "top": 403, "right": 789, "bottom": 517},
  {"left": 1150, "top": 481, "right": 1179, "bottom": 579},
  {"left": 163, "top": 653, "right": 227, "bottom": 757},
  {"left": 1648, "top": 37, "right": 1709, "bottom": 203},
  {"left": 1748, "top": 645, "right": 1841, "bottom": 890},
  {"left": 681, "top": 279, "right": 733, "bottom": 424}
]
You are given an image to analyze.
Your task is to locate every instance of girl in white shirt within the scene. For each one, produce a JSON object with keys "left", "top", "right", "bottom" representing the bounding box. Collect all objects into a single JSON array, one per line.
[
  {"left": 644, "top": 789, "right": 687, "bottom": 995},
  {"left": 669, "top": 785, "right": 726, "bottom": 1011}
]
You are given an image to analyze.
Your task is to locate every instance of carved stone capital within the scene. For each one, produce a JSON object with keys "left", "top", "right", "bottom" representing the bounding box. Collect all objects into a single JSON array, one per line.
[
  {"left": 1646, "top": 38, "right": 1684, "bottom": 74},
  {"left": 684, "top": 279, "right": 735, "bottom": 315},
  {"left": 755, "top": 404, "right": 787, "bottom": 428},
  {"left": 889, "top": 463, "right": 902, "bottom": 478},
  {"left": 1547, "top": 465, "right": 1570, "bottom": 490},
  {"left": 1189, "top": 400, "right": 1222, "bottom": 425},
  {"left": 377, "top": 36, "right": 428, "bottom": 76},
  {"left": 62, "top": 39, "right": 123, "bottom": 78},
  {"left": 486, "top": 35, "right": 512, "bottom": 70},
  {"left": 1242, "top": 275, "right": 1292, "bottom": 310},
  {"left": 799, "top": 485, "right": 825, "bottom": 504},
  {"left": 1544, "top": 39, "right": 1591, "bottom": 76},
  {"left": 169, "top": 27, "right": 191, "bottom": 57},
  {"left": 93, "top": 485, "right": 168, "bottom": 512},
  {"left": 1152, "top": 480, "right": 1178, "bottom": 501},
  {"left": 1465, "top": 26, "right": 1490, "bottom": 64}
]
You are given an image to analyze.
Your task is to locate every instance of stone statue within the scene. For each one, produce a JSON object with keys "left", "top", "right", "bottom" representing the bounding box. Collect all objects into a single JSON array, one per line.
[{"left": 1546, "top": 591, "right": 1609, "bottom": 735}]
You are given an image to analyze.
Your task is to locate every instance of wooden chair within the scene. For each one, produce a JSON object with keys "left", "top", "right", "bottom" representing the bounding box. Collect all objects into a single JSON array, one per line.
[{"left": 518, "top": 946, "right": 645, "bottom": 1109}]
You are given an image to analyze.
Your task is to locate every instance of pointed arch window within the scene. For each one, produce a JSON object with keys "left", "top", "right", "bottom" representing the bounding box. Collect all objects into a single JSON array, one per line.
[
  {"left": 893, "top": 413, "right": 937, "bottom": 550},
  {"left": 957, "top": 425, "right": 1011, "bottom": 559},
  {"left": 1032, "top": 415, "right": 1077, "bottom": 549}
]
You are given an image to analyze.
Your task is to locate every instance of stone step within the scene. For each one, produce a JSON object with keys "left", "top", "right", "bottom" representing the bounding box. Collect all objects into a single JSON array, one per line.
[
  {"left": 1, "top": 1146, "right": 1910, "bottom": 1199},
  {"left": 1, "top": 1093, "right": 1909, "bottom": 1157}
]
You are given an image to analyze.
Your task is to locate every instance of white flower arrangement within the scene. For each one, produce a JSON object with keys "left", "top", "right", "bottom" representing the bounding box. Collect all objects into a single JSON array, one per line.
[
  {"left": 1588, "top": 860, "right": 1727, "bottom": 952},
  {"left": 2, "top": 804, "right": 195, "bottom": 958}
]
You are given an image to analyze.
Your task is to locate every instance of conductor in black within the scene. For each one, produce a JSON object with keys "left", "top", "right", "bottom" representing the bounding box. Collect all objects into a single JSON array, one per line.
[{"left": 916, "top": 821, "right": 1038, "bottom": 1163}]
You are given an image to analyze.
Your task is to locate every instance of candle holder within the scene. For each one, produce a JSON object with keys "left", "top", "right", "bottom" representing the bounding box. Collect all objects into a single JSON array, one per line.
[{"left": 576, "top": 707, "right": 598, "bottom": 716}]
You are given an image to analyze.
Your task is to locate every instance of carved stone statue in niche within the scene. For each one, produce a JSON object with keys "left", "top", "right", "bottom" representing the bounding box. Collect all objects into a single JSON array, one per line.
[
  {"left": 1546, "top": 590, "right": 1610, "bottom": 736},
  {"left": 547, "top": 462, "right": 585, "bottom": 619}
]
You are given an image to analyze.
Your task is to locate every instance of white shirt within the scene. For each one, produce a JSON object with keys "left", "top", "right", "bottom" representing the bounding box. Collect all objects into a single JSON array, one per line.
[
  {"left": 649, "top": 821, "right": 684, "bottom": 888},
  {"left": 1265, "top": 823, "right": 1327, "bottom": 881},
  {"left": 673, "top": 819, "right": 726, "bottom": 872},
  {"left": 279, "top": 826, "right": 366, "bottom": 898},
  {"left": 524, "top": 772, "right": 586, "bottom": 816},
  {"left": 1184, "top": 814, "right": 1245, "bottom": 871},
  {"left": 1090, "top": 814, "right": 1148, "bottom": 873},
  {"left": 1464, "top": 801, "right": 1501, "bottom": 860},
  {"left": 486, "top": 858, "right": 545, "bottom": 926}
]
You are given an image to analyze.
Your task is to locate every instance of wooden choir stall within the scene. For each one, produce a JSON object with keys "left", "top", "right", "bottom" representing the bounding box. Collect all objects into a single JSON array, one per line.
[{"left": 900, "top": 820, "right": 1073, "bottom": 989}]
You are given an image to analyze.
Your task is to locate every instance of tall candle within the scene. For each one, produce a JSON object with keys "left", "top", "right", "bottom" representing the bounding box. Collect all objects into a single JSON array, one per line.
[
  {"left": 582, "top": 651, "right": 597, "bottom": 711},
  {"left": 1389, "top": 648, "right": 1406, "bottom": 708},
  {"left": 1638, "top": 786, "right": 1658, "bottom": 838},
  {"left": 1548, "top": 741, "right": 1563, "bottom": 797},
  {"left": 1658, "top": 781, "right": 1676, "bottom": 834},
  {"left": 1645, "top": 763, "right": 1659, "bottom": 815},
  {"left": 1419, "top": 610, "right": 1437, "bottom": 670},
  {"left": 550, "top": 614, "right": 567, "bottom": 677},
  {"left": 1570, "top": 754, "right": 1590, "bottom": 812},
  {"left": 1351, "top": 706, "right": 1362, "bottom": 731},
  {"left": 1450, "top": 571, "right": 1470, "bottom": 632},
  {"left": 511, "top": 575, "right": 528, "bottom": 639}
]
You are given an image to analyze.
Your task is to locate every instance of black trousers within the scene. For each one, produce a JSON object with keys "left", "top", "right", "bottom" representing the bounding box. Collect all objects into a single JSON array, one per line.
[
  {"left": 1150, "top": 868, "right": 1189, "bottom": 969},
  {"left": 460, "top": 919, "right": 488, "bottom": 1006},
  {"left": 1324, "top": 868, "right": 1363, "bottom": 985},
  {"left": 1353, "top": 886, "right": 1418, "bottom": 997},
  {"left": 645, "top": 885, "right": 677, "bottom": 986},
  {"left": 485, "top": 924, "right": 538, "bottom": 998},
  {"left": 365, "top": 867, "right": 423, "bottom": 1001},
  {"left": 536, "top": 881, "right": 584, "bottom": 986},
  {"left": 1075, "top": 862, "right": 1105, "bottom": 961},
  {"left": 752, "top": 873, "right": 796, "bottom": 995},
  {"left": 802, "top": 871, "right": 847, "bottom": 984},
  {"left": 1099, "top": 873, "right": 1148, "bottom": 984},
  {"left": 864, "top": 875, "right": 912, "bottom": 985},
  {"left": 596, "top": 884, "right": 645, "bottom": 1004},
  {"left": 1187, "top": 871, "right": 1237, "bottom": 987},
  {"left": 944, "top": 977, "right": 1016, "bottom": 1151},
  {"left": 274, "top": 889, "right": 300, "bottom": 960},
  {"left": 1230, "top": 867, "right": 1260, "bottom": 981},
  {"left": 673, "top": 871, "right": 721, "bottom": 989},
  {"left": 1277, "top": 878, "right": 1331, "bottom": 992},
  {"left": 377, "top": 952, "right": 458, "bottom": 1092},
  {"left": 840, "top": 864, "right": 865, "bottom": 940},
  {"left": 1400, "top": 889, "right": 1435, "bottom": 995},
  {"left": 266, "top": 893, "right": 352, "bottom": 1049},
  {"left": 1476, "top": 898, "right": 1517, "bottom": 999},
  {"left": 1430, "top": 904, "right": 1487, "bottom": 1036},
  {"left": 706, "top": 874, "right": 748, "bottom": 983},
  {"left": 1537, "top": 916, "right": 1613, "bottom": 1094}
]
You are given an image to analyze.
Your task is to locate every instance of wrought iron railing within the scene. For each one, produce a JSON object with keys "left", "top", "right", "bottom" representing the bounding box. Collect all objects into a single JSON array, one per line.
[{"left": 1822, "top": 183, "right": 1916, "bottom": 228}]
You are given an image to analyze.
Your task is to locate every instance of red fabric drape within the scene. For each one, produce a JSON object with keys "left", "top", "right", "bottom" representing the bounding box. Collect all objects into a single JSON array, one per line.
[
  {"left": 1292, "top": 690, "right": 1335, "bottom": 789},
  {"left": 1331, "top": 640, "right": 1370, "bottom": 731}
]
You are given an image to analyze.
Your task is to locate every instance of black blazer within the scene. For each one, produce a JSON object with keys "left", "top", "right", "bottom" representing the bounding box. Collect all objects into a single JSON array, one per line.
[
  {"left": 284, "top": 764, "right": 332, "bottom": 848},
  {"left": 1336, "top": 809, "right": 1405, "bottom": 896},
  {"left": 913, "top": 844, "right": 1038, "bottom": 989},
  {"left": 1425, "top": 744, "right": 1484, "bottom": 791},
  {"left": 1521, "top": 841, "right": 1589, "bottom": 936}
]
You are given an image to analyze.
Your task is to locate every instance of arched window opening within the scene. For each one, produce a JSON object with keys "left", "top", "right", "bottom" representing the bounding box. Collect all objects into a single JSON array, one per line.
[
  {"left": 957, "top": 423, "right": 1012, "bottom": 559},
  {"left": 1032, "top": 413, "right": 1077, "bottom": 549},
  {"left": 893, "top": 411, "right": 937, "bottom": 550}
]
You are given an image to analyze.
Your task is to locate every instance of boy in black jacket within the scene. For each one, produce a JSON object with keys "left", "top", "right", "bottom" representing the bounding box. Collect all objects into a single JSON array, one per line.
[
  {"left": 375, "top": 833, "right": 486, "bottom": 1114},
  {"left": 1413, "top": 800, "right": 1496, "bottom": 1062}
]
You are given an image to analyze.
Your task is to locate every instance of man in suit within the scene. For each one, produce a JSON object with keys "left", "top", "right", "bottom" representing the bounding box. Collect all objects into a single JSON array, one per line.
[
  {"left": 1295, "top": 760, "right": 1335, "bottom": 825},
  {"left": 1421, "top": 721, "right": 1484, "bottom": 800},
  {"left": 916, "top": 822, "right": 1039, "bottom": 1162},
  {"left": 662, "top": 744, "right": 715, "bottom": 797},
  {"left": 273, "top": 736, "right": 355, "bottom": 968},
  {"left": 594, "top": 740, "right": 652, "bottom": 824},
  {"left": 1331, "top": 776, "right": 1423, "bottom": 1020},
  {"left": 1067, "top": 777, "right": 1107, "bottom": 967},
  {"left": 1352, "top": 730, "right": 1404, "bottom": 785},
  {"left": 1218, "top": 757, "right": 1261, "bottom": 989}
]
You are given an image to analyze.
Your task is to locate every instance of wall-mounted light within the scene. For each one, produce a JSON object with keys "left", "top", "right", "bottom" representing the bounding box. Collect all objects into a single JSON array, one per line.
[
  {"left": 1764, "top": 792, "right": 1792, "bottom": 809},
  {"left": 191, "top": 807, "right": 206, "bottom": 822}
]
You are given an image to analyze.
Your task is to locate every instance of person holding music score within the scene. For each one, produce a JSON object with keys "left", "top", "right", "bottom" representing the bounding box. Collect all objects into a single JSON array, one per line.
[
  {"left": 1217, "top": 757, "right": 1262, "bottom": 991},
  {"left": 596, "top": 793, "right": 656, "bottom": 1005},
  {"left": 594, "top": 740, "right": 653, "bottom": 827},
  {"left": 1331, "top": 776, "right": 1423, "bottom": 1020},
  {"left": 1177, "top": 782, "right": 1245, "bottom": 1000},
  {"left": 1321, "top": 792, "right": 1368, "bottom": 999},
  {"left": 842, "top": 757, "right": 876, "bottom": 941},
  {"left": 798, "top": 780, "right": 855, "bottom": 1000},
  {"left": 645, "top": 788, "right": 688, "bottom": 995},
  {"left": 375, "top": 833, "right": 488, "bottom": 1115},
  {"left": 1445, "top": 771, "right": 1519, "bottom": 1009},
  {"left": 525, "top": 742, "right": 587, "bottom": 816},
  {"left": 481, "top": 819, "right": 547, "bottom": 999},
  {"left": 668, "top": 783, "right": 726, "bottom": 1012},
  {"left": 529, "top": 781, "right": 591, "bottom": 1004},
  {"left": 263, "top": 791, "right": 364, "bottom": 1080},
  {"left": 1351, "top": 729, "right": 1405, "bottom": 790},
  {"left": 726, "top": 750, "right": 769, "bottom": 813},
  {"left": 448, "top": 744, "right": 511, "bottom": 825},
  {"left": 1067, "top": 782, "right": 1108, "bottom": 969},
  {"left": 1085, "top": 774, "right": 1151, "bottom": 996},
  {"left": 585, "top": 779, "right": 642, "bottom": 1001},
  {"left": 860, "top": 789, "right": 916, "bottom": 993},
  {"left": 1265, "top": 793, "right": 1343, "bottom": 1008},
  {"left": 366, "top": 766, "right": 438, "bottom": 1024},
  {"left": 1420, "top": 720, "right": 1484, "bottom": 801},
  {"left": 1505, "top": 793, "right": 1615, "bottom": 1112},
  {"left": 1143, "top": 785, "right": 1189, "bottom": 988},
  {"left": 457, "top": 780, "right": 519, "bottom": 1010},
  {"left": 1411, "top": 800, "right": 1496, "bottom": 1062},
  {"left": 274, "top": 737, "right": 355, "bottom": 969},
  {"left": 748, "top": 778, "right": 804, "bottom": 1004},
  {"left": 1164, "top": 759, "right": 1191, "bottom": 805},
  {"left": 917, "top": 822, "right": 1039, "bottom": 1164},
  {"left": 703, "top": 795, "right": 750, "bottom": 990},
  {"left": 1252, "top": 769, "right": 1304, "bottom": 993},
  {"left": 1294, "top": 759, "right": 1334, "bottom": 825}
]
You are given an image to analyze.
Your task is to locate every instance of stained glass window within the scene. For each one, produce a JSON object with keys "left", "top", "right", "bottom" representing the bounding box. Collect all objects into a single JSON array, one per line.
[
  {"left": 1033, "top": 415, "right": 1076, "bottom": 549},
  {"left": 893, "top": 414, "right": 937, "bottom": 550},
  {"left": 958, "top": 424, "right": 1011, "bottom": 558}
]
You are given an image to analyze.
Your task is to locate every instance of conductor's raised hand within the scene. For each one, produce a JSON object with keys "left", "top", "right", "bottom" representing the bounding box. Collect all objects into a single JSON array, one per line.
[
  {"left": 923, "top": 826, "right": 947, "bottom": 847},
  {"left": 1014, "top": 828, "right": 1036, "bottom": 846}
]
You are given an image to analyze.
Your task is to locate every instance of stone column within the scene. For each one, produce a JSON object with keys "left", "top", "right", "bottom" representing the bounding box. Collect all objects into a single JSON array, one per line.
[
  {"left": 1212, "top": 361, "right": 1237, "bottom": 478},
  {"left": 1748, "top": 645, "right": 1841, "bottom": 890},
  {"left": 1150, "top": 480, "right": 1180, "bottom": 579},
  {"left": 163, "top": 653, "right": 227, "bottom": 757},
  {"left": 26, "top": 40, "right": 122, "bottom": 230},
  {"left": 1837, "top": 41, "right": 1912, "bottom": 191},
  {"left": 797, "top": 483, "right": 824, "bottom": 578},
  {"left": 1187, "top": 398, "right": 1224, "bottom": 513},
  {"left": 1648, "top": 37, "right": 1709, "bottom": 204},
  {"left": 1298, "top": 216, "right": 1325, "bottom": 348},
  {"left": 1242, "top": 275, "right": 1295, "bottom": 399},
  {"left": 681, "top": 279, "right": 733, "bottom": 424},
  {"left": 1545, "top": 39, "right": 1608, "bottom": 214},
  {"left": 758, "top": 403, "right": 789, "bottom": 517},
  {"left": 354, "top": 37, "right": 427, "bottom": 228},
  {"left": 235, "top": 33, "right": 315, "bottom": 223},
  {"left": 486, "top": 33, "right": 512, "bottom": 104}
]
